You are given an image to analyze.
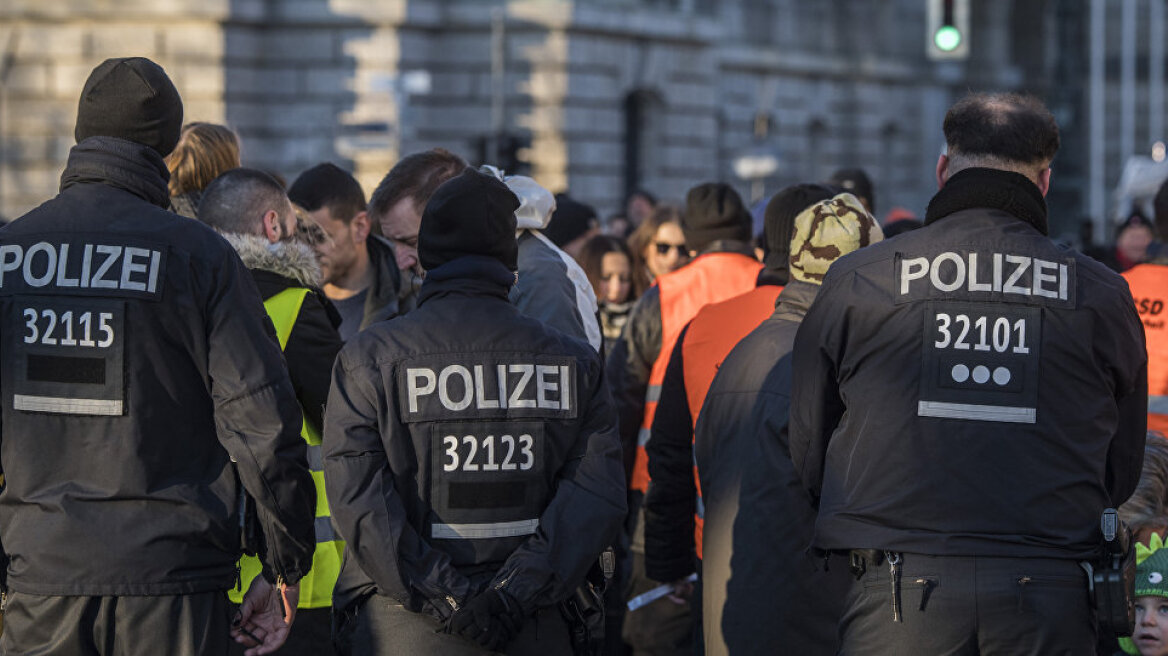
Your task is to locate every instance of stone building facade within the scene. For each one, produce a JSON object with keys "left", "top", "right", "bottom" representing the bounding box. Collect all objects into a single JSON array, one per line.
[{"left": 0, "top": 0, "right": 1133, "bottom": 239}]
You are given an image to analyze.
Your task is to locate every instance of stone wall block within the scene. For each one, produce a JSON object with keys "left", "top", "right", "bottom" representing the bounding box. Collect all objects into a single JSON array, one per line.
[
  {"left": 182, "top": 100, "right": 227, "bottom": 125},
  {"left": 568, "top": 139, "right": 622, "bottom": 168},
  {"left": 415, "top": 105, "right": 492, "bottom": 135},
  {"left": 304, "top": 67, "right": 356, "bottom": 98},
  {"left": 1, "top": 61, "right": 49, "bottom": 95},
  {"left": 564, "top": 70, "right": 620, "bottom": 103},
  {"left": 263, "top": 29, "right": 337, "bottom": 64},
  {"left": 14, "top": 24, "right": 85, "bottom": 59},
  {"left": 169, "top": 63, "right": 224, "bottom": 99},
  {"left": 225, "top": 66, "right": 300, "bottom": 99},
  {"left": 222, "top": 25, "right": 264, "bottom": 62},
  {"left": 266, "top": 102, "right": 342, "bottom": 135},
  {"left": 1, "top": 165, "right": 61, "bottom": 210},
  {"left": 6, "top": 98, "right": 74, "bottom": 136},
  {"left": 0, "top": 135, "right": 51, "bottom": 164},
  {"left": 88, "top": 23, "right": 159, "bottom": 59},
  {"left": 428, "top": 71, "right": 477, "bottom": 99},
  {"left": 341, "top": 28, "right": 401, "bottom": 67},
  {"left": 562, "top": 106, "right": 622, "bottom": 138},
  {"left": 161, "top": 23, "right": 223, "bottom": 60},
  {"left": 430, "top": 33, "right": 493, "bottom": 66},
  {"left": 225, "top": 101, "right": 269, "bottom": 132}
]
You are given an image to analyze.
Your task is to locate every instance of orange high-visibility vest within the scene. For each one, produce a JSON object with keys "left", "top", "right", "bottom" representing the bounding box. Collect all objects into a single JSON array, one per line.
[
  {"left": 1123, "top": 263, "right": 1168, "bottom": 434},
  {"left": 681, "top": 285, "right": 782, "bottom": 559},
  {"left": 631, "top": 252, "right": 762, "bottom": 494}
]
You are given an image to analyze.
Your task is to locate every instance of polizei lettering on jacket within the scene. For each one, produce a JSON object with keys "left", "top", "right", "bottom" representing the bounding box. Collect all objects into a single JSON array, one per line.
[
  {"left": 399, "top": 354, "right": 578, "bottom": 423},
  {"left": 0, "top": 237, "right": 167, "bottom": 300},
  {"left": 894, "top": 250, "right": 1076, "bottom": 308}
]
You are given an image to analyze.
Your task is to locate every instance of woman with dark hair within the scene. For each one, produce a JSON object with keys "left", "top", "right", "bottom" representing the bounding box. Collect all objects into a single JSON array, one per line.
[
  {"left": 165, "top": 122, "right": 241, "bottom": 218},
  {"left": 579, "top": 234, "right": 635, "bottom": 354},
  {"left": 627, "top": 204, "right": 688, "bottom": 298}
]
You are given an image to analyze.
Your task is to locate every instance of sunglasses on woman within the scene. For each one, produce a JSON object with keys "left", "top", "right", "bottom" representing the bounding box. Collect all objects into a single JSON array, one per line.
[{"left": 654, "top": 242, "right": 688, "bottom": 256}]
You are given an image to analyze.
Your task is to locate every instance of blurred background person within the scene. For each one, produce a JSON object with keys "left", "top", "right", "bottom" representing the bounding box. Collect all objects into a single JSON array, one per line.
[
  {"left": 605, "top": 212, "right": 633, "bottom": 239},
  {"left": 580, "top": 234, "right": 635, "bottom": 354},
  {"left": 628, "top": 205, "right": 689, "bottom": 298},
  {"left": 626, "top": 188, "right": 657, "bottom": 227},
  {"left": 165, "top": 121, "right": 240, "bottom": 219},
  {"left": 828, "top": 167, "right": 875, "bottom": 215},
  {"left": 1121, "top": 433, "right": 1168, "bottom": 548},
  {"left": 1118, "top": 212, "right": 1158, "bottom": 271},
  {"left": 500, "top": 173, "right": 603, "bottom": 351},
  {"left": 544, "top": 192, "right": 601, "bottom": 260},
  {"left": 612, "top": 183, "right": 761, "bottom": 656}
]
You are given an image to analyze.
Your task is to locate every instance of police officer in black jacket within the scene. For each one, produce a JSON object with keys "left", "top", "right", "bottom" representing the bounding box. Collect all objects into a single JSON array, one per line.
[
  {"left": 0, "top": 58, "right": 316, "bottom": 655},
  {"left": 324, "top": 168, "right": 626, "bottom": 655},
  {"left": 789, "top": 92, "right": 1148, "bottom": 654}
]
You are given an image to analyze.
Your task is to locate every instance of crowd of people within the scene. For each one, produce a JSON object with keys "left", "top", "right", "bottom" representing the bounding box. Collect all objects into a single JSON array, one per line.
[{"left": 0, "top": 55, "right": 1164, "bottom": 656}]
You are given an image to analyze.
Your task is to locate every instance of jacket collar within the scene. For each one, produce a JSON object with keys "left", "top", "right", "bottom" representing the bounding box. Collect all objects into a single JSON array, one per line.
[
  {"left": 697, "top": 239, "right": 758, "bottom": 259},
  {"left": 771, "top": 280, "right": 819, "bottom": 322},
  {"left": 60, "top": 136, "right": 171, "bottom": 209},
  {"left": 364, "top": 235, "right": 402, "bottom": 325},
  {"left": 924, "top": 167, "right": 1048, "bottom": 235},
  {"left": 418, "top": 256, "right": 515, "bottom": 307},
  {"left": 219, "top": 232, "right": 323, "bottom": 288},
  {"left": 757, "top": 265, "right": 788, "bottom": 287}
]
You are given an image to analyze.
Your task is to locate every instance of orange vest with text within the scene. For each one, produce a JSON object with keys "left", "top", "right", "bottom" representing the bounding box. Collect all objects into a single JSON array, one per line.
[
  {"left": 1123, "top": 263, "right": 1168, "bottom": 434},
  {"left": 631, "top": 252, "right": 763, "bottom": 495},
  {"left": 680, "top": 284, "right": 782, "bottom": 559}
]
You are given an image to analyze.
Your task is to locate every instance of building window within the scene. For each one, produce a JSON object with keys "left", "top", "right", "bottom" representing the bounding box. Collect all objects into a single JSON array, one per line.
[{"left": 624, "top": 89, "right": 665, "bottom": 200}]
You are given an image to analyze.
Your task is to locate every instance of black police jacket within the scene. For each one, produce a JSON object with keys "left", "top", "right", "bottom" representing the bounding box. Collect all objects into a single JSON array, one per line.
[
  {"left": 323, "top": 256, "right": 626, "bottom": 618},
  {"left": 789, "top": 168, "right": 1148, "bottom": 560},
  {"left": 0, "top": 137, "right": 317, "bottom": 595}
]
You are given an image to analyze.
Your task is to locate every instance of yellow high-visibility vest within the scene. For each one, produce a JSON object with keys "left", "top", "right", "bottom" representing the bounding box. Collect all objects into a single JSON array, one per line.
[{"left": 228, "top": 287, "right": 343, "bottom": 609}]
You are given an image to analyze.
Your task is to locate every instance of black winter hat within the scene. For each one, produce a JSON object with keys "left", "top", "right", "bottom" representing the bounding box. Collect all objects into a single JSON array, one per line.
[
  {"left": 544, "top": 193, "right": 598, "bottom": 247},
  {"left": 419, "top": 168, "right": 521, "bottom": 271},
  {"left": 763, "top": 183, "right": 838, "bottom": 269},
  {"left": 682, "top": 183, "right": 753, "bottom": 253},
  {"left": 74, "top": 57, "right": 184, "bottom": 157},
  {"left": 828, "top": 168, "right": 875, "bottom": 212}
]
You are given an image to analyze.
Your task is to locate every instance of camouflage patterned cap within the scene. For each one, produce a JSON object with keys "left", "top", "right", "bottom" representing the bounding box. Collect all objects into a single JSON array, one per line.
[{"left": 789, "top": 193, "right": 884, "bottom": 284}]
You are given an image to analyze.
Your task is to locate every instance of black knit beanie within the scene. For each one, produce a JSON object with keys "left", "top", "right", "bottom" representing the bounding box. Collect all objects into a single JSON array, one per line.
[
  {"left": 763, "top": 183, "right": 838, "bottom": 269},
  {"left": 419, "top": 168, "right": 521, "bottom": 271},
  {"left": 75, "top": 57, "right": 184, "bottom": 157},
  {"left": 544, "top": 193, "right": 598, "bottom": 247},
  {"left": 828, "top": 168, "right": 875, "bottom": 212},
  {"left": 682, "top": 183, "right": 753, "bottom": 253}
]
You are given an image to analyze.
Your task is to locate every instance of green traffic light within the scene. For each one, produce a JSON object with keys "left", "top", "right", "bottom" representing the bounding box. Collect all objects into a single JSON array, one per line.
[{"left": 934, "top": 25, "right": 962, "bottom": 52}]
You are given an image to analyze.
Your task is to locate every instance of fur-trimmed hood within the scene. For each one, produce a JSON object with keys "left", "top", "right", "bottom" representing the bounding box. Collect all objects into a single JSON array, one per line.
[{"left": 220, "top": 232, "right": 323, "bottom": 288}]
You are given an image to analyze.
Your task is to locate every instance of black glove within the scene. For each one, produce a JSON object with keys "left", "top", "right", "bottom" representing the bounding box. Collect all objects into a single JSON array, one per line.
[{"left": 449, "top": 589, "right": 525, "bottom": 651}]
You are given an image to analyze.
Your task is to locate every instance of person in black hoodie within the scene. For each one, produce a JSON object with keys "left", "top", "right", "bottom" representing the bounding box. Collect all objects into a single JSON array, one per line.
[
  {"left": 324, "top": 168, "right": 625, "bottom": 655},
  {"left": 701, "top": 193, "right": 881, "bottom": 656},
  {"left": 790, "top": 92, "right": 1147, "bottom": 654},
  {"left": 0, "top": 58, "right": 315, "bottom": 655}
]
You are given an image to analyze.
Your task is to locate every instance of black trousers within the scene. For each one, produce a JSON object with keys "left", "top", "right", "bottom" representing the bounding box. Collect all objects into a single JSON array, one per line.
[
  {"left": 0, "top": 590, "right": 231, "bottom": 656},
  {"left": 839, "top": 553, "right": 1096, "bottom": 656},
  {"left": 333, "top": 595, "right": 573, "bottom": 656},
  {"left": 227, "top": 605, "right": 334, "bottom": 656},
  {"left": 620, "top": 501, "right": 695, "bottom": 656}
]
